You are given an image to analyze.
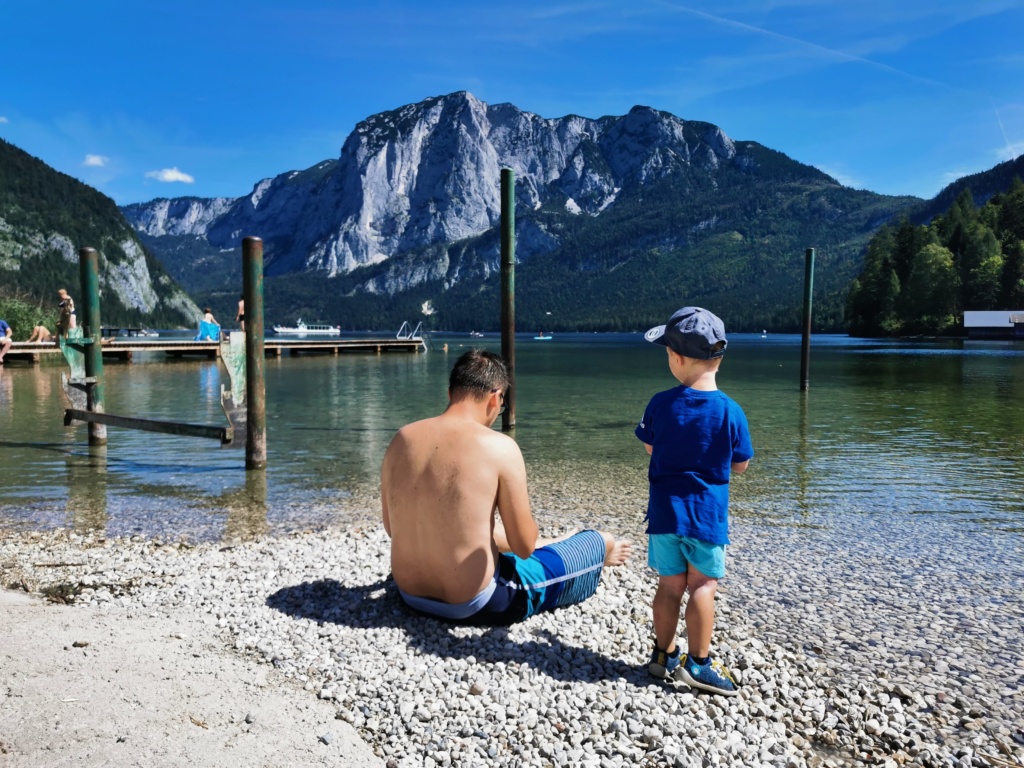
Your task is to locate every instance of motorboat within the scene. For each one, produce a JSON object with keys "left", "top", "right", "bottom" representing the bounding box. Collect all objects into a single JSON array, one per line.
[
  {"left": 271, "top": 319, "right": 340, "bottom": 335},
  {"left": 534, "top": 332, "right": 553, "bottom": 340}
]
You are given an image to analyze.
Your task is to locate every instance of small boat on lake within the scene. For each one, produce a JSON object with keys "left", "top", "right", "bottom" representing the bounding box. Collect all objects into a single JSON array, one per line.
[
  {"left": 271, "top": 319, "right": 340, "bottom": 336},
  {"left": 534, "top": 332, "right": 553, "bottom": 340},
  {"left": 469, "top": 331, "right": 484, "bottom": 338}
]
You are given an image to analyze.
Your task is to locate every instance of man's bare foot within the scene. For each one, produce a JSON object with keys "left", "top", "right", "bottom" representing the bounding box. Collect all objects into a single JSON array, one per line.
[{"left": 602, "top": 535, "right": 631, "bottom": 566}]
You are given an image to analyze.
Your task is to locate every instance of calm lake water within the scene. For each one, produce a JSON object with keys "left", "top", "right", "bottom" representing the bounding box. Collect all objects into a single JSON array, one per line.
[{"left": 1, "top": 333, "right": 1023, "bottom": 541}]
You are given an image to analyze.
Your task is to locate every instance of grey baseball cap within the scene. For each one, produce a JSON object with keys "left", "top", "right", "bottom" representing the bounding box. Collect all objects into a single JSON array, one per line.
[{"left": 644, "top": 306, "right": 727, "bottom": 359}]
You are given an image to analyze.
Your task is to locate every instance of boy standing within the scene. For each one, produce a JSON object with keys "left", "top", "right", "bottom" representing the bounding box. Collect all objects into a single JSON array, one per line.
[{"left": 636, "top": 307, "right": 753, "bottom": 696}]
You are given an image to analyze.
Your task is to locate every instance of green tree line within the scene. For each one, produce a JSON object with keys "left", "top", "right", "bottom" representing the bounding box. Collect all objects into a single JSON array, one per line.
[{"left": 846, "top": 179, "right": 1024, "bottom": 336}]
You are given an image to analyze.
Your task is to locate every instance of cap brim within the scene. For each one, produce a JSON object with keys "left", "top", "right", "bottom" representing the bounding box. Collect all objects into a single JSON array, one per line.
[{"left": 644, "top": 325, "right": 668, "bottom": 345}]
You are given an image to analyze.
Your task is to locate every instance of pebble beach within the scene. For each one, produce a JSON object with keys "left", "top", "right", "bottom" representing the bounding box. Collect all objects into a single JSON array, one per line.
[{"left": 2, "top": 473, "right": 1023, "bottom": 768}]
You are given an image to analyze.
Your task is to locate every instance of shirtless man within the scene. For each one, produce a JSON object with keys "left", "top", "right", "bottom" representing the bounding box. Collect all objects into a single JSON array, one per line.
[{"left": 381, "top": 349, "right": 630, "bottom": 625}]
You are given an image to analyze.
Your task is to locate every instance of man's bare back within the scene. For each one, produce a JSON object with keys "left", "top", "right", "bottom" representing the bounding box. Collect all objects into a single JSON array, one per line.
[
  {"left": 382, "top": 349, "right": 630, "bottom": 623},
  {"left": 381, "top": 411, "right": 536, "bottom": 604}
]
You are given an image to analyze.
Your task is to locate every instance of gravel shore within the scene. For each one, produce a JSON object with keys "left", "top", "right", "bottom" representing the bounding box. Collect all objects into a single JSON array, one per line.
[{"left": 1, "top": 481, "right": 1022, "bottom": 768}]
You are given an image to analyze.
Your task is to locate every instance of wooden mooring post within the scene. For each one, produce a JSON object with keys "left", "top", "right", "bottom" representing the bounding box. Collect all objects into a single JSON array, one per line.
[
  {"left": 500, "top": 168, "right": 516, "bottom": 432},
  {"left": 242, "top": 236, "right": 267, "bottom": 469},
  {"left": 800, "top": 247, "right": 815, "bottom": 391},
  {"left": 79, "top": 247, "right": 107, "bottom": 446}
]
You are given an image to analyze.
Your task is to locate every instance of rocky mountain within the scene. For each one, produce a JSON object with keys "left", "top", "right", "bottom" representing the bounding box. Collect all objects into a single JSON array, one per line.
[
  {"left": 122, "top": 91, "right": 921, "bottom": 332},
  {"left": 0, "top": 138, "right": 200, "bottom": 328}
]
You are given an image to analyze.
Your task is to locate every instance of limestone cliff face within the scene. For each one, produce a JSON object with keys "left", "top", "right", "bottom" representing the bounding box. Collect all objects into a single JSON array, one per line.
[{"left": 122, "top": 92, "right": 746, "bottom": 295}]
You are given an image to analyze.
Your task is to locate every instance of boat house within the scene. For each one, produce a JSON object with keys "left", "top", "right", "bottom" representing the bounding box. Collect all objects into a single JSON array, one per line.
[{"left": 963, "top": 310, "right": 1024, "bottom": 339}]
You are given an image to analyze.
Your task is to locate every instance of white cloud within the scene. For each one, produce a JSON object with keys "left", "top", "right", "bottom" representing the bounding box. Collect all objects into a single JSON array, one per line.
[
  {"left": 816, "top": 164, "right": 862, "bottom": 189},
  {"left": 996, "top": 141, "right": 1024, "bottom": 162},
  {"left": 83, "top": 154, "right": 109, "bottom": 167},
  {"left": 0, "top": 116, "right": 8, "bottom": 123},
  {"left": 941, "top": 168, "right": 974, "bottom": 186},
  {"left": 145, "top": 167, "right": 195, "bottom": 183}
]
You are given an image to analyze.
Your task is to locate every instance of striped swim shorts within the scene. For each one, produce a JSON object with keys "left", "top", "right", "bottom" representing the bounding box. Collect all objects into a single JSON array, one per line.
[{"left": 398, "top": 529, "right": 608, "bottom": 625}]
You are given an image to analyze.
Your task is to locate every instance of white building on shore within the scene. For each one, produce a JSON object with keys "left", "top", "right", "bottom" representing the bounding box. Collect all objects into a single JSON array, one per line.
[{"left": 963, "top": 310, "right": 1024, "bottom": 339}]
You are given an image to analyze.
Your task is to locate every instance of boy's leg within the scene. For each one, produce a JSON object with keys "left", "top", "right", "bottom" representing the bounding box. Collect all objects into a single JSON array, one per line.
[
  {"left": 653, "top": 573, "right": 688, "bottom": 654},
  {"left": 683, "top": 566, "right": 717, "bottom": 659}
]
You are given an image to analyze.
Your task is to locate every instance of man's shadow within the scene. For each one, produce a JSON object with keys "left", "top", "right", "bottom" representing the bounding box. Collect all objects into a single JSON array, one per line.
[{"left": 267, "top": 578, "right": 654, "bottom": 687}]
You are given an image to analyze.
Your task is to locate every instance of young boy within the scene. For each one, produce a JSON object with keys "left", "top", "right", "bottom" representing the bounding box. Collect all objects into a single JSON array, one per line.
[{"left": 635, "top": 306, "right": 753, "bottom": 696}]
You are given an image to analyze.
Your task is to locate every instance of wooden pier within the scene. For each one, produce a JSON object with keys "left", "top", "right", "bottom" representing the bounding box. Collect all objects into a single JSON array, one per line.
[{"left": 4, "top": 336, "right": 426, "bottom": 363}]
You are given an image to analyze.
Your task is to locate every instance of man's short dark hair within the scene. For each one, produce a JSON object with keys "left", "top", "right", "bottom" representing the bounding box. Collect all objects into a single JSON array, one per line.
[{"left": 449, "top": 349, "right": 510, "bottom": 398}]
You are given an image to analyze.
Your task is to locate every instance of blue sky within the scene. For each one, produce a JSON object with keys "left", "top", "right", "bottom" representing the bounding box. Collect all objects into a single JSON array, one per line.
[{"left": 1, "top": 1, "right": 1022, "bottom": 205}]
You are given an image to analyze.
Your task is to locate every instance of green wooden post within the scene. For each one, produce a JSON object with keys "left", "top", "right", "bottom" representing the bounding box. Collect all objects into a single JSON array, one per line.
[
  {"left": 79, "top": 247, "right": 106, "bottom": 445},
  {"left": 500, "top": 168, "right": 516, "bottom": 432},
  {"left": 800, "top": 247, "right": 815, "bottom": 391},
  {"left": 243, "top": 237, "right": 267, "bottom": 469}
]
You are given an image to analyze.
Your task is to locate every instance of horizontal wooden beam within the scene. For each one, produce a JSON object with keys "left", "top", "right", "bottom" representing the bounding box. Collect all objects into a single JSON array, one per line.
[{"left": 64, "top": 409, "right": 232, "bottom": 444}]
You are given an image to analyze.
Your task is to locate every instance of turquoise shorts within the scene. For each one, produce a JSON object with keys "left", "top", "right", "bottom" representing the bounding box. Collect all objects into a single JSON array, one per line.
[{"left": 648, "top": 534, "right": 726, "bottom": 579}]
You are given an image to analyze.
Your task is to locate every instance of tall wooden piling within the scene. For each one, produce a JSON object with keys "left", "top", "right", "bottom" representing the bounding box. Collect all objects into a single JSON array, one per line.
[
  {"left": 800, "top": 247, "right": 815, "bottom": 391},
  {"left": 500, "top": 168, "right": 516, "bottom": 432},
  {"left": 79, "top": 247, "right": 107, "bottom": 445},
  {"left": 243, "top": 237, "right": 267, "bottom": 469}
]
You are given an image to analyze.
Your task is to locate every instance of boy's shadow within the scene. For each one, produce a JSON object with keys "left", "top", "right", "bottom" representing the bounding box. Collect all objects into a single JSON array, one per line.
[{"left": 267, "top": 578, "right": 654, "bottom": 688}]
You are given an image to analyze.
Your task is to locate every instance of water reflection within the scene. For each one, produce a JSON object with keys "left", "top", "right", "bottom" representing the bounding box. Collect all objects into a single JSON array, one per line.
[
  {"left": 222, "top": 469, "right": 269, "bottom": 541},
  {"left": 66, "top": 444, "right": 108, "bottom": 534}
]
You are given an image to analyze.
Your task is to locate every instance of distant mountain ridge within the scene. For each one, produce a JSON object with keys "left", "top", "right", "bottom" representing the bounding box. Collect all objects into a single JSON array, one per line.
[
  {"left": 122, "top": 91, "right": 922, "bottom": 331},
  {"left": 911, "top": 154, "right": 1024, "bottom": 224},
  {"left": 0, "top": 138, "right": 200, "bottom": 328}
]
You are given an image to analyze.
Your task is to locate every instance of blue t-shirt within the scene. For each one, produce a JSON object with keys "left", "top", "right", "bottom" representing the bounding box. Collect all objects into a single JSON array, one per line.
[
  {"left": 635, "top": 386, "right": 754, "bottom": 545},
  {"left": 0, "top": 320, "right": 10, "bottom": 338}
]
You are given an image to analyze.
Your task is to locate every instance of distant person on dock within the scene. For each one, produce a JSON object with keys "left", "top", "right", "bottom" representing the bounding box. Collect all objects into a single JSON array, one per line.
[
  {"left": 27, "top": 325, "right": 53, "bottom": 343},
  {"left": 636, "top": 307, "right": 753, "bottom": 697},
  {"left": 195, "top": 308, "right": 221, "bottom": 341},
  {"left": 236, "top": 295, "right": 245, "bottom": 332},
  {"left": 381, "top": 349, "right": 631, "bottom": 625},
  {"left": 56, "top": 288, "right": 77, "bottom": 341},
  {"left": 0, "top": 318, "right": 11, "bottom": 364}
]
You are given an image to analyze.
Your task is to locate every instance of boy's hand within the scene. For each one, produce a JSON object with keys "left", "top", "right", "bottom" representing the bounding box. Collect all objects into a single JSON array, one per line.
[{"left": 731, "top": 460, "right": 749, "bottom": 474}]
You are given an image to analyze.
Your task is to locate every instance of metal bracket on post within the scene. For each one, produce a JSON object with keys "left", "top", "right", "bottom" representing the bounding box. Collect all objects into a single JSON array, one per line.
[{"left": 219, "top": 331, "right": 248, "bottom": 448}]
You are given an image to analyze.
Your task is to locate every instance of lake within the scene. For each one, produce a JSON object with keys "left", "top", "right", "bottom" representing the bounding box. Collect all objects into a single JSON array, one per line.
[{"left": 1, "top": 333, "right": 1023, "bottom": 542}]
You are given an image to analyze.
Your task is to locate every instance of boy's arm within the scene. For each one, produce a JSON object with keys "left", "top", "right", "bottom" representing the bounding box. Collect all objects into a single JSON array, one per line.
[
  {"left": 731, "top": 459, "right": 749, "bottom": 474},
  {"left": 643, "top": 443, "right": 653, "bottom": 455}
]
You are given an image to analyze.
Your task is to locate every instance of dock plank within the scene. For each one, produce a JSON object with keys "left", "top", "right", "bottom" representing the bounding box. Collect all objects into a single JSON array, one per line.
[{"left": 4, "top": 337, "right": 425, "bottom": 363}]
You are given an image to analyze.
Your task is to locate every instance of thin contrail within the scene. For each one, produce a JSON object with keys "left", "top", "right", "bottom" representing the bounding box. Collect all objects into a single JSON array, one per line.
[
  {"left": 990, "top": 97, "right": 1020, "bottom": 160},
  {"left": 653, "top": 1, "right": 955, "bottom": 92}
]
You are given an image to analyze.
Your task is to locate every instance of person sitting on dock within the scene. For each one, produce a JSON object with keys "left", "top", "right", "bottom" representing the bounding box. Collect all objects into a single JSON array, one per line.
[
  {"left": 236, "top": 295, "right": 245, "bottom": 332},
  {"left": 381, "top": 348, "right": 631, "bottom": 625},
  {"left": 0, "top": 319, "right": 11, "bottom": 364},
  {"left": 27, "top": 325, "right": 53, "bottom": 343},
  {"left": 195, "top": 308, "right": 221, "bottom": 341}
]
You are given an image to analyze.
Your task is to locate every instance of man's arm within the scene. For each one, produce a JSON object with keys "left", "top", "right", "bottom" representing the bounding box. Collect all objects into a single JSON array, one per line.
[
  {"left": 380, "top": 445, "right": 393, "bottom": 538},
  {"left": 494, "top": 438, "right": 538, "bottom": 559}
]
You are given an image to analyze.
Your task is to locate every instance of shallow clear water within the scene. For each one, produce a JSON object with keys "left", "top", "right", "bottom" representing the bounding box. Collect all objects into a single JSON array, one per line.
[{"left": 1, "top": 333, "right": 1023, "bottom": 541}]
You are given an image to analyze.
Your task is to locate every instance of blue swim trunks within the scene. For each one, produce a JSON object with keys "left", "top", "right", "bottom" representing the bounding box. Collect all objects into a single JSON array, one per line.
[
  {"left": 648, "top": 533, "right": 726, "bottom": 579},
  {"left": 398, "top": 530, "right": 607, "bottom": 625}
]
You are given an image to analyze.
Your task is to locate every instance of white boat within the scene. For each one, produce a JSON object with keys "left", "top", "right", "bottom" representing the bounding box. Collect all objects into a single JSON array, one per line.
[
  {"left": 469, "top": 331, "right": 484, "bottom": 338},
  {"left": 534, "top": 332, "right": 553, "bottom": 340},
  {"left": 272, "top": 319, "right": 340, "bottom": 336}
]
